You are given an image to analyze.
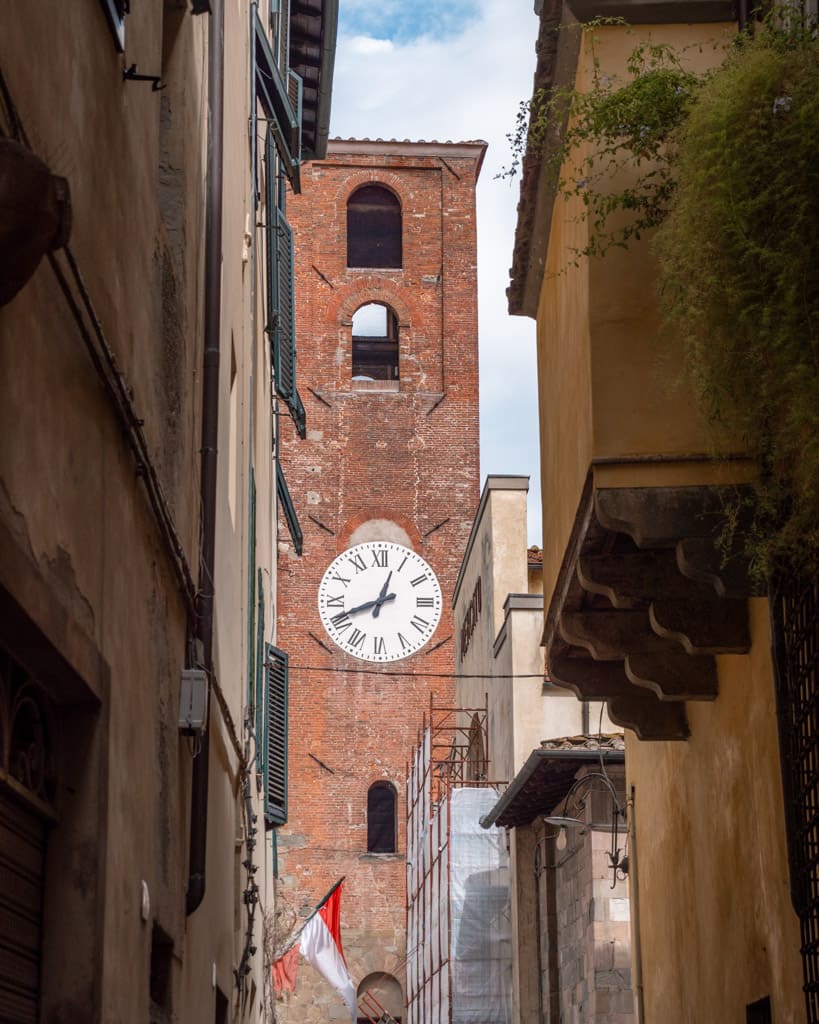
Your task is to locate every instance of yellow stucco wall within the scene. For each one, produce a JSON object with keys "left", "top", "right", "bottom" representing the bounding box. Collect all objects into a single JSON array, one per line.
[
  {"left": 536, "top": 22, "right": 733, "bottom": 609},
  {"left": 531, "top": 17, "right": 805, "bottom": 1022},
  {"left": 628, "top": 599, "right": 804, "bottom": 1022}
]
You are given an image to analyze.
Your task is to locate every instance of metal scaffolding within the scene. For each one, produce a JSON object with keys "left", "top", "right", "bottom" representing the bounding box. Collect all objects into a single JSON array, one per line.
[{"left": 406, "top": 698, "right": 512, "bottom": 1024}]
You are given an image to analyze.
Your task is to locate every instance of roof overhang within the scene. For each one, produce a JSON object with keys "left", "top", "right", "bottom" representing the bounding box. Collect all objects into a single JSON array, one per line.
[
  {"left": 290, "top": 0, "right": 339, "bottom": 162},
  {"left": 480, "top": 744, "right": 625, "bottom": 829}
]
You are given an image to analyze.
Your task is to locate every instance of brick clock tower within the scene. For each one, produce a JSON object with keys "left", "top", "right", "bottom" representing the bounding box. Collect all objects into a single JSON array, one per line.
[{"left": 275, "top": 138, "right": 485, "bottom": 1024}]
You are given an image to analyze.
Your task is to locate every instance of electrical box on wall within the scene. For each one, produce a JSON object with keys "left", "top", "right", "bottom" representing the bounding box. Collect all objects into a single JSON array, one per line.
[{"left": 179, "top": 669, "right": 208, "bottom": 734}]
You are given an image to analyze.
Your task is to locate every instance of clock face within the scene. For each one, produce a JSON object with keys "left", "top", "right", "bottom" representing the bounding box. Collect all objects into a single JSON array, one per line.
[{"left": 317, "top": 542, "right": 442, "bottom": 662}]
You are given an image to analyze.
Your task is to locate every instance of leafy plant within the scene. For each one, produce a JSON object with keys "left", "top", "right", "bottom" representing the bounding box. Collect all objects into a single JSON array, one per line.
[
  {"left": 503, "top": 14, "right": 819, "bottom": 577},
  {"left": 501, "top": 22, "right": 704, "bottom": 258},
  {"left": 655, "top": 22, "right": 819, "bottom": 577}
]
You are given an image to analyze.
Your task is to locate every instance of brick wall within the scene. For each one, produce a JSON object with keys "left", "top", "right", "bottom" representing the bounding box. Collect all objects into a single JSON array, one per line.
[{"left": 275, "top": 140, "right": 484, "bottom": 1023}]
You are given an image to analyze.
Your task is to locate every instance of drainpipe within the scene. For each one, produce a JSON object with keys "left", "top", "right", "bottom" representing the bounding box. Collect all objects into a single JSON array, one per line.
[
  {"left": 629, "top": 785, "right": 646, "bottom": 1024},
  {"left": 187, "top": 0, "right": 224, "bottom": 916}
]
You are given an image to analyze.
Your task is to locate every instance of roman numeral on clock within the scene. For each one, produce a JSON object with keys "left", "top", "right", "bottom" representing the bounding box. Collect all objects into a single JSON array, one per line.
[
  {"left": 331, "top": 612, "right": 351, "bottom": 632},
  {"left": 410, "top": 574, "right": 428, "bottom": 587},
  {"left": 325, "top": 594, "right": 345, "bottom": 608},
  {"left": 410, "top": 614, "right": 429, "bottom": 633},
  {"left": 416, "top": 597, "right": 435, "bottom": 608},
  {"left": 371, "top": 550, "right": 388, "bottom": 568},
  {"left": 348, "top": 553, "right": 367, "bottom": 573},
  {"left": 330, "top": 573, "right": 350, "bottom": 587},
  {"left": 349, "top": 628, "right": 366, "bottom": 650},
  {"left": 373, "top": 636, "right": 387, "bottom": 656}
]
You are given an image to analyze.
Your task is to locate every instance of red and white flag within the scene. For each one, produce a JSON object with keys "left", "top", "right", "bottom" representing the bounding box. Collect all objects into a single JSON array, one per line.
[{"left": 273, "top": 878, "right": 357, "bottom": 1021}]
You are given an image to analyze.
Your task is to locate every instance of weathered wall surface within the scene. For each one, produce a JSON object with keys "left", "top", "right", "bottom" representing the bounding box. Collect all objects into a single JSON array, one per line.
[
  {"left": 0, "top": 2, "right": 282, "bottom": 1020},
  {"left": 628, "top": 598, "right": 805, "bottom": 1022},
  {"left": 535, "top": 23, "right": 734, "bottom": 609},
  {"left": 275, "top": 141, "right": 483, "bottom": 1022}
]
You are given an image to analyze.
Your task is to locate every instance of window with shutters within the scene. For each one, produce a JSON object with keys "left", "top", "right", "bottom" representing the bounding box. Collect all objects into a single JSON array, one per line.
[
  {"left": 367, "top": 782, "right": 397, "bottom": 854},
  {"left": 254, "top": 9, "right": 302, "bottom": 185},
  {"left": 265, "top": 129, "right": 306, "bottom": 439},
  {"left": 275, "top": 421, "right": 302, "bottom": 555},
  {"left": 347, "top": 185, "right": 402, "bottom": 269},
  {"left": 264, "top": 644, "right": 289, "bottom": 827},
  {"left": 100, "top": 0, "right": 128, "bottom": 51}
]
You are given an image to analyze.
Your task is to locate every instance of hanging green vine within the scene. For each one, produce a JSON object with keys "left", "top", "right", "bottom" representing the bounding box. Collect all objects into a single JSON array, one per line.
[
  {"left": 503, "top": 15, "right": 819, "bottom": 577},
  {"left": 501, "top": 21, "right": 704, "bottom": 258},
  {"left": 654, "top": 22, "right": 819, "bottom": 578}
]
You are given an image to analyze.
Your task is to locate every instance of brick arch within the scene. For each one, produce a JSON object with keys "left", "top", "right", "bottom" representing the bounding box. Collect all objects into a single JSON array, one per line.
[
  {"left": 336, "top": 509, "right": 422, "bottom": 553},
  {"left": 357, "top": 971, "right": 404, "bottom": 1020},
  {"left": 328, "top": 281, "right": 417, "bottom": 329},
  {"left": 336, "top": 168, "right": 409, "bottom": 210}
]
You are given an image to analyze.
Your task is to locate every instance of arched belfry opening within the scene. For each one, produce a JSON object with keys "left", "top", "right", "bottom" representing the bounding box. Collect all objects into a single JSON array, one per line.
[
  {"left": 352, "top": 302, "right": 399, "bottom": 381},
  {"left": 347, "top": 184, "right": 402, "bottom": 269}
]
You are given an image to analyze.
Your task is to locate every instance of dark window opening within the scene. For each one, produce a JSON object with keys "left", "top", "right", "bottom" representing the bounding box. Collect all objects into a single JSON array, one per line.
[
  {"left": 347, "top": 185, "right": 402, "bottom": 269},
  {"left": 149, "top": 923, "right": 174, "bottom": 1023},
  {"left": 352, "top": 303, "right": 399, "bottom": 381},
  {"left": 215, "top": 986, "right": 229, "bottom": 1024},
  {"left": 746, "top": 997, "right": 772, "bottom": 1024},
  {"left": 367, "top": 782, "right": 397, "bottom": 853}
]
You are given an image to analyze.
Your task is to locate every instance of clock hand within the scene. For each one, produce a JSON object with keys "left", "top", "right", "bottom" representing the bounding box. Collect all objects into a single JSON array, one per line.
[
  {"left": 371, "top": 592, "right": 397, "bottom": 618},
  {"left": 346, "top": 593, "right": 398, "bottom": 617},
  {"left": 346, "top": 598, "right": 379, "bottom": 616},
  {"left": 372, "top": 572, "right": 393, "bottom": 618}
]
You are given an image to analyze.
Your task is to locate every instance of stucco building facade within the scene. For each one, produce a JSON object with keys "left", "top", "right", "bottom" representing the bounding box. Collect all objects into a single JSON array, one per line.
[
  {"left": 0, "top": 1, "right": 335, "bottom": 1020},
  {"left": 509, "top": 1, "right": 808, "bottom": 1021},
  {"left": 453, "top": 475, "right": 628, "bottom": 1024}
]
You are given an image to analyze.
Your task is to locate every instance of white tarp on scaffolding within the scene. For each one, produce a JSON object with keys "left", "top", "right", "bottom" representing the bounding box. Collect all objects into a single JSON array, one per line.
[
  {"left": 407, "top": 751, "right": 511, "bottom": 1024},
  {"left": 449, "top": 787, "right": 512, "bottom": 1024}
]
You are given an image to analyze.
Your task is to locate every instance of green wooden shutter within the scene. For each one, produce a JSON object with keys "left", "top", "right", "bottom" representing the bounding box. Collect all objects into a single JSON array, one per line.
[
  {"left": 276, "top": 458, "right": 303, "bottom": 555},
  {"left": 264, "top": 643, "right": 289, "bottom": 827},
  {"left": 265, "top": 131, "right": 306, "bottom": 439},
  {"left": 254, "top": 10, "right": 301, "bottom": 178},
  {"left": 255, "top": 569, "right": 265, "bottom": 758},
  {"left": 247, "top": 468, "right": 257, "bottom": 705}
]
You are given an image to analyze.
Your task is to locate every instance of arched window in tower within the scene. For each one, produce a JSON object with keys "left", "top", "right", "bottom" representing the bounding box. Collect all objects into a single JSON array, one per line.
[
  {"left": 352, "top": 302, "right": 399, "bottom": 381},
  {"left": 347, "top": 184, "right": 402, "bottom": 268},
  {"left": 367, "top": 781, "right": 397, "bottom": 853}
]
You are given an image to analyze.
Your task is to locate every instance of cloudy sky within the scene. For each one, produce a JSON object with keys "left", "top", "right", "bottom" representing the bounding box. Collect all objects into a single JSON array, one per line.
[{"left": 328, "top": 0, "right": 543, "bottom": 544}]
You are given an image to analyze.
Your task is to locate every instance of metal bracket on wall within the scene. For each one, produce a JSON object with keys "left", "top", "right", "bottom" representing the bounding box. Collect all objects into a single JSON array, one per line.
[{"left": 122, "top": 64, "right": 166, "bottom": 91}]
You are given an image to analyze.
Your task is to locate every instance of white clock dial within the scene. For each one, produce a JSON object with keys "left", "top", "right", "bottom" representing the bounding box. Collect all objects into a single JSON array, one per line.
[{"left": 317, "top": 542, "right": 442, "bottom": 662}]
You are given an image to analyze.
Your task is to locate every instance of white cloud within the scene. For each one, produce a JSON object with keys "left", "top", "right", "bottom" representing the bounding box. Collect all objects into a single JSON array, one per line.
[
  {"left": 346, "top": 36, "right": 395, "bottom": 56},
  {"left": 330, "top": 0, "right": 542, "bottom": 544}
]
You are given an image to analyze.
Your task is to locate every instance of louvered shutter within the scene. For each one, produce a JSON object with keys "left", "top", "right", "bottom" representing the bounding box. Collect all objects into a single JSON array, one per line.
[
  {"left": 264, "top": 644, "right": 289, "bottom": 827},
  {"left": 276, "top": 458, "right": 303, "bottom": 555},
  {"left": 265, "top": 132, "right": 305, "bottom": 438},
  {"left": 272, "top": 206, "right": 295, "bottom": 402}
]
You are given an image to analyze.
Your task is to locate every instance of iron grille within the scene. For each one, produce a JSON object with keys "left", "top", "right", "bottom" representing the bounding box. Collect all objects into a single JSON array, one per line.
[{"left": 772, "top": 574, "right": 819, "bottom": 1023}]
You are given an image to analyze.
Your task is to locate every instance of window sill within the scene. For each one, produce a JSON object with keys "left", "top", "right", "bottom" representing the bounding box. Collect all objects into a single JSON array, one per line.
[
  {"left": 352, "top": 380, "right": 400, "bottom": 393},
  {"left": 359, "top": 852, "right": 404, "bottom": 861}
]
